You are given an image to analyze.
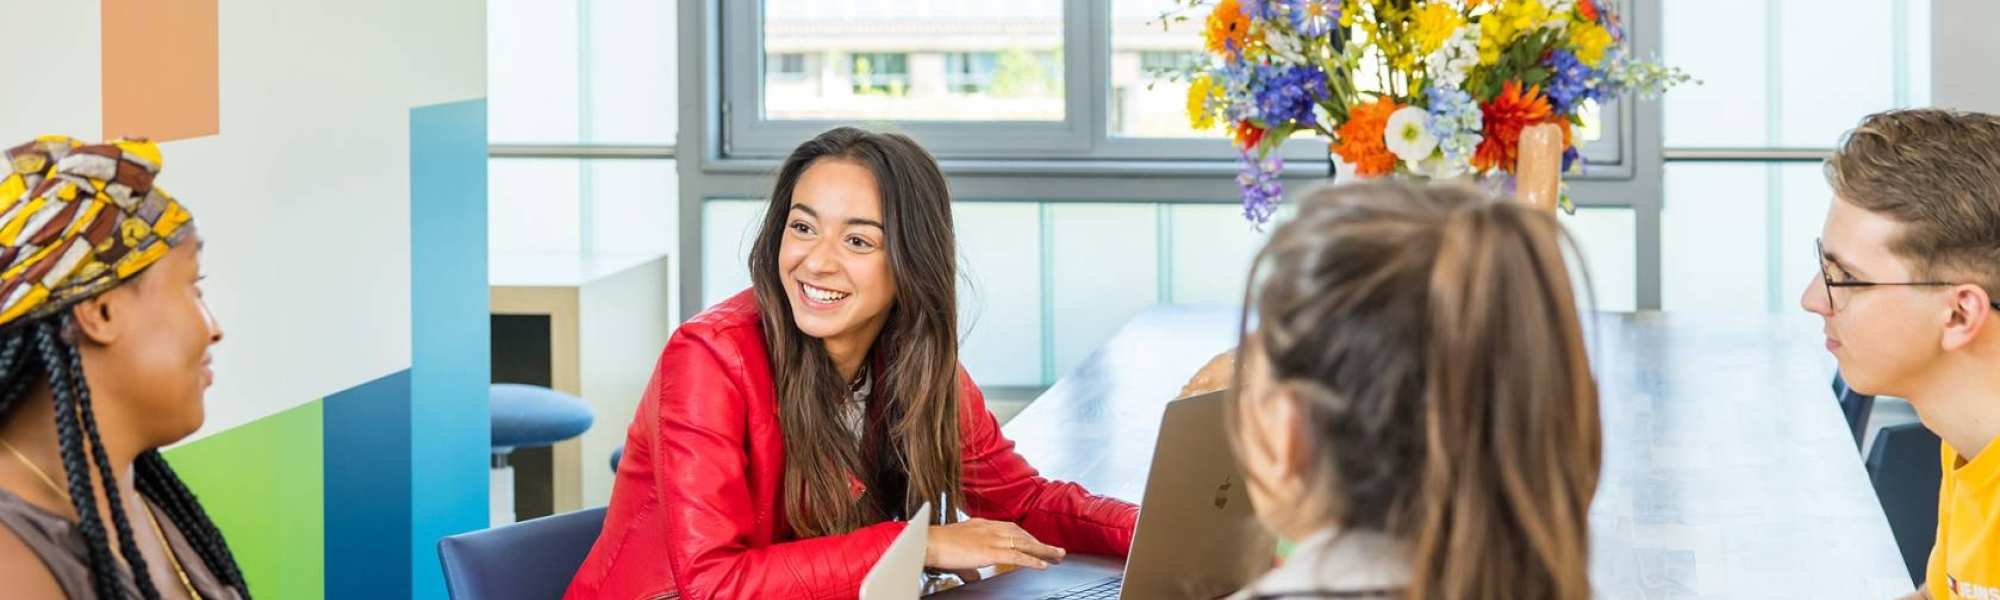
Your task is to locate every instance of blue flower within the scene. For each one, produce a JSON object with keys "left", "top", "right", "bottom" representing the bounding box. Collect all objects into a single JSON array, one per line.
[
  {"left": 1544, "top": 48, "right": 1598, "bottom": 115},
  {"left": 1285, "top": 0, "right": 1339, "bottom": 37},
  {"left": 1237, "top": 150, "right": 1284, "bottom": 226},
  {"left": 1252, "top": 65, "right": 1328, "bottom": 126},
  {"left": 1241, "top": 0, "right": 1284, "bottom": 21},
  {"left": 1424, "top": 85, "right": 1484, "bottom": 170}
]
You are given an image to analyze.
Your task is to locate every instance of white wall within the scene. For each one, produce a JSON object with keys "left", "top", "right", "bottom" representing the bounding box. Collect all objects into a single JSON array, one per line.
[
  {"left": 1932, "top": 0, "right": 2000, "bottom": 113},
  {"left": 0, "top": 0, "right": 486, "bottom": 440}
]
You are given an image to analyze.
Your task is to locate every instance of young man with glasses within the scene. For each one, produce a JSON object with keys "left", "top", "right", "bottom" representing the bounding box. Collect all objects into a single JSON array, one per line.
[{"left": 1801, "top": 109, "right": 2000, "bottom": 600}]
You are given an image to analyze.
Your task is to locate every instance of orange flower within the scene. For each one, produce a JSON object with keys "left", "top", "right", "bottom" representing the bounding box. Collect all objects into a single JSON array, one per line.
[
  {"left": 1333, "top": 96, "right": 1402, "bottom": 177},
  {"left": 1205, "top": 0, "right": 1251, "bottom": 57},
  {"left": 1577, "top": 0, "right": 1601, "bottom": 22},
  {"left": 1474, "top": 81, "right": 1556, "bottom": 174},
  {"left": 1233, "top": 120, "right": 1266, "bottom": 150}
]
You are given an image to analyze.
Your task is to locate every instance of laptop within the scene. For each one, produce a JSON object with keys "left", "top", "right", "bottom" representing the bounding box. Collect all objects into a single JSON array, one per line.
[
  {"left": 861, "top": 502, "right": 934, "bottom": 600},
  {"left": 934, "top": 391, "right": 1275, "bottom": 599}
]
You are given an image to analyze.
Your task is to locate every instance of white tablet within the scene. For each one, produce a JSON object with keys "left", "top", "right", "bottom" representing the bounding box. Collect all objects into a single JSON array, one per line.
[{"left": 860, "top": 502, "right": 932, "bottom": 600}]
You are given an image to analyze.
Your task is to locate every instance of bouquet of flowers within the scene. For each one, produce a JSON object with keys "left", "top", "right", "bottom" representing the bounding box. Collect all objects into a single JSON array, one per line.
[{"left": 1169, "top": 0, "right": 1691, "bottom": 222}]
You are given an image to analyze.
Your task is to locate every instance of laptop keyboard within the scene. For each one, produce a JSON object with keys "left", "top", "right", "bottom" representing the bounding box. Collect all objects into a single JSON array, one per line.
[{"left": 1040, "top": 576, "right": 1122, "bottom": 600}]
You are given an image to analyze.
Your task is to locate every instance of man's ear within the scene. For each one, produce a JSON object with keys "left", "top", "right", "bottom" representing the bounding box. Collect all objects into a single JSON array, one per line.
[
  {"left": 68, "top": 292, "right": 122, "bottom": 346},
  {"left": 1940, "top": 284, "right": 1992, "bottom": 353}
]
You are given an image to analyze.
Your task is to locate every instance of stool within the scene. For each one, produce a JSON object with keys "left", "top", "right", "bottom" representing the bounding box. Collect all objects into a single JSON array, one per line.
[{"left": 490, "top": 384, "right": 594, "bottom": 526}]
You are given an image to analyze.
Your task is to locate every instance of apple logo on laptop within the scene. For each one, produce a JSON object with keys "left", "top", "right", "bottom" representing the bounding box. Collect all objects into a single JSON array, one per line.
[{"left": 1213, "top": 475, "right": 1232, "bottom": 509}]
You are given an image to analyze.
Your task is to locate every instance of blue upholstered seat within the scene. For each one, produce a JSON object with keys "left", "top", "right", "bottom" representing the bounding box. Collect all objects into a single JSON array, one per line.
[{"left": 489, "top": 384, "right": 594, "bottom": 450}]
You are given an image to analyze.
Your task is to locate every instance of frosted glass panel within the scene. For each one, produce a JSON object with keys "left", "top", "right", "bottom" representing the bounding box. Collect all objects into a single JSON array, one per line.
[
  {"left": 1664, "top": 0, "right": 1931, "bottom": 148},
  {"left": 1168, "top": 204, "right": 1272, "bottom": 306},
  {"left": 1779, "top": 163, "right": 1836, "bottom": 312},
  {"left": 586, "top": 0, "right": 678, "bottom": 144},
  {"left": 488, "top": 0, "right": 580, "bottom": 144},
  {"left": 587, "top": 160, "right": 678, "bottom": 256},
  {"left": 702, "top": 200, "right": 767, "bottom": 309},
  {"left": 1778, "top": 0, "right": 1897, "bottom": 147},
  {"left": 1048, "top": 204, "right": 1160, "bottom": 378},
  {"left": 489, "top": 159, "right": 582, "bottom": 255},
  {"left": 1558, "top": 208, "right": 1636, "bottom": 312},
  {"left": 1662, "top": 164, "right": 1769, "bottom": 312},
  {"left": 1661, "top": 0, "right": 1768, "bottom": 148},
  {"left": 955, "top": 203, "right": 1044, "bottom": 386}
]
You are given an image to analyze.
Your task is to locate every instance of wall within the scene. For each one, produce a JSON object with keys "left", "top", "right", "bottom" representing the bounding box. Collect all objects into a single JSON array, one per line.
[
  {"left": 0, "top": 1, "right": 487, "bottom": 598},
  {"left": 1932, "top": 0, "right": 2000, "bottom": 113}
]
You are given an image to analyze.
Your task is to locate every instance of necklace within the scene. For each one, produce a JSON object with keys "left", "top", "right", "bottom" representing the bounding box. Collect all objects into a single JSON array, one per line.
[
  {"left": 144, "top": 503, "right": 202, "bottom": 599},
  {"left": 0, "top": 437, "right": 65, "bottom": 498},
  {"left": 3, "top": 437, "right": 200, "bottom": 598}
]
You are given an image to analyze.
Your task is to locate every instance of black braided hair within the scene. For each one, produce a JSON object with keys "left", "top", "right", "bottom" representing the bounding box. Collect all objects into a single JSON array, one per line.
[
  {"left": 0, "top": 312, "right": 251, "bottom": 599},
  {"left": 60, "top": 317, "right": 162, "bottom": 600},
  {"left": 33, "top": 319, "right": 133, "bottom": 599}
]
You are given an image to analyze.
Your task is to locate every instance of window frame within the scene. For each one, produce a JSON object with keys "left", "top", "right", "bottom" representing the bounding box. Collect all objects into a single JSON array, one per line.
[{"left": 719, "top": 0, "right": 1636, "bottom": 179}]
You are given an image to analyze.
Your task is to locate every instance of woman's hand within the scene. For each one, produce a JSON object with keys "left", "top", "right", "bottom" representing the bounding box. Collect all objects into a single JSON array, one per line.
[
  {"left": 924, "top": 519, "right": 1066, "bottom": 571},
  {"left": 1179, "top": 350, "right": 1236, "bottom": 399}
]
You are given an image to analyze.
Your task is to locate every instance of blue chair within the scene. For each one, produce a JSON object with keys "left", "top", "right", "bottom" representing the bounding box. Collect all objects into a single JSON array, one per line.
[
  {"left": 1865, "top": 423, "right": 1941, "bottom": 586},
  {"left": 490, "top": 384, "right": 595, "bottom": 524},
  {"left": 609, "top": 445, "right": 624, "bottom": 474},
  {"left": 439, "top": 506, "right": 607, "bottom": 600},
  {"left": 491, "top": 384, "right": 595, "bottom": 451},
  {"left": 1833, "top": 373, "right": 1875, "bottom": 451}
]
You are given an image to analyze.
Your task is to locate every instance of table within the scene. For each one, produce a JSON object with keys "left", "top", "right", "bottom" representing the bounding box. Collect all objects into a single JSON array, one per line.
[
  {"left": 491, "top": 252, "right": 673, "bottom": 517},
  {"left": 999, "top": 305, "right": 1914, "bottom": 598}
]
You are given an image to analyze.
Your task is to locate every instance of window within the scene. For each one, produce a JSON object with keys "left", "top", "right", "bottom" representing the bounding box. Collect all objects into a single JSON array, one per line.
[
  {"left": 1659, "top": 0, "right": 1930, "bottom": 313},
  {"left": 945, "top": 52, "right": 996, "bottom": 94},
  {"left": 848, "top": 52, "right": 911, "bottom": 95},
  {"left": 770, "top": 52, "right": 809, "bottom": 80}
]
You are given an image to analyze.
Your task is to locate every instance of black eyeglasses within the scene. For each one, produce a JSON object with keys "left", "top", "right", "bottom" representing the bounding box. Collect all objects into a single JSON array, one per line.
[{"left": 1817, "top": 238, "right": 2000, "bottom": 312}]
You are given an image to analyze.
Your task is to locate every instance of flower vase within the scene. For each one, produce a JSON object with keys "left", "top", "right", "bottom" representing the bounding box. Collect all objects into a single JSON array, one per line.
[{"left": 1514, "top": 123, "right": 1566, "bottom": 213}]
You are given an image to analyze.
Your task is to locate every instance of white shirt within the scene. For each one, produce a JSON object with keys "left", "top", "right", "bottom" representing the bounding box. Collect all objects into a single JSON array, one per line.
[{"left": 1227, "top": 528, "right": 1411, "bottom": 599}]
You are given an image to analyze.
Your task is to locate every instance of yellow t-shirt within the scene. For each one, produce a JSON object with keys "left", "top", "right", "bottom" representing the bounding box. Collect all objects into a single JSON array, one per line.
[{"left": 1928, "top": 440, "right": 2000, "bottom": 599}]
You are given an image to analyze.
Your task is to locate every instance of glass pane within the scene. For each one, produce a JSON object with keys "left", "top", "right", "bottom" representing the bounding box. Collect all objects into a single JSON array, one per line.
[
  {"left": 585, "top": 160, "right": 678, "bottom": 256},
  {"left": 1779, "top": 163, "right": 1836, "bottom": 312},
  {"left": 1662, "top": 0, "right": 1769, "bottom": 148},
  {"left": 1168, "top": 204, "right": 1273, "bottom": 305},
  {"left": 1048, "top": 204, "right": 1161, "bottom": 378},
  {"left": 584, "top": 0, "right": 679, "bottom": 145},
  {"left": 1662, "top": 164, "right": 1770, "bottom": 312},
  {"left": 956, "top": 203, "right": 1045, "bottom": 387},
  {"left": 1665, "top": 0, "right": 1931, "bottom": 148},
  {"left": 488, "top": 0, "right": 581, "bottom": 144},
  {"left": 489, "top": 159, "right": 583, "bottom": 255},
  {"left": 1109, "top": 0, "right": 1220, "bottom": 139},
  {"left": 701, "top": 200, "right": 767, "bottom": 309},
  {"left": 762, "top": 0, "right": 1065, "bottom": 122},
  {"left": 1558, "top": 208, "right": 1636, "bottom": 312},
  {"left": 1778, "top": 0, "right": 1898, "bottom": 147}
]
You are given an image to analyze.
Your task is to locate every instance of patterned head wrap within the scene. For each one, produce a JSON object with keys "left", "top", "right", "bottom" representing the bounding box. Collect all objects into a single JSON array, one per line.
[{"left": 0, "top": 136, "right": 195, "bottom": 328}]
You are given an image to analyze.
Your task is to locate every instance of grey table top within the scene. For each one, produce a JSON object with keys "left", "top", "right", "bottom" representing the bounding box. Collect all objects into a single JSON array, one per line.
[{"left": 998, "top": 305, "right": 1914, "bottom": 599}]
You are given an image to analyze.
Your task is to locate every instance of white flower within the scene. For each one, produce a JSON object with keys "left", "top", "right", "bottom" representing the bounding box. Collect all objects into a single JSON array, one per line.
[
  {"left": 1384, "top": 106, "right": 1439, "bottom": 164},
  {"left": 1425, "top": 26, "right": 1480, "bottom": 89},
  {"left": 1263, "top": 28, "right": 1309, "bottom": 65}
]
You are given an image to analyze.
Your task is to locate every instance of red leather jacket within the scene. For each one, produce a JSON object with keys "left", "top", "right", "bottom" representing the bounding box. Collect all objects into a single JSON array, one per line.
[{"left": 564, "top": 291, "right": 1139, "bottom": 599}]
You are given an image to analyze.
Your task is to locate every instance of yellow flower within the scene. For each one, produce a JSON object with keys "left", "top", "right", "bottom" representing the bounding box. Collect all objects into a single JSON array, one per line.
[
  {"left": 1412, "top": 2, "right": 1467, "bottom": 55},
  {"left": 1569, "top": 21, "right": 1613, "bottom": 67},
  {"left": 1187, "top": 74, "right": 1220, "bottom": 130},
  {"left": 1477, "top": 0, "right": 1551, "bottom": 65}
]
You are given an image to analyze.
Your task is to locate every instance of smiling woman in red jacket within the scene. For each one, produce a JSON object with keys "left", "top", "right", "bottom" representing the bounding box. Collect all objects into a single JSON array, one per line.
[{"left": 564, "top": 127, "right": 1139, "bottom": 600}]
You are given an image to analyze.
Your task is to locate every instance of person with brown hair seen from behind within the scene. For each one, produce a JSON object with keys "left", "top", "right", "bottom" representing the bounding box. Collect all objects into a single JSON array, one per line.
[
  {"left": 1801, "top": 109, "right": 2000, "bottom": 600},
  {"left": 1206, "top": 179, "right": 1602, "bottom": 600},
  {"left": 565, "top": 127, "right": 1137, "bottom": 600},
  {"left": 0, "top": 136, "right": 247, "bottom": 599}
]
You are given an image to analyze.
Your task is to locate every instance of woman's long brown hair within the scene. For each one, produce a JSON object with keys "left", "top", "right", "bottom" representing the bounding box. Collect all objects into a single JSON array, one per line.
[
  {"left": 1231, "top": 180, "right": 1601, "bottom": 600},
  {"left": 749, "top": 127, "right": 964, "bottom": 537}
]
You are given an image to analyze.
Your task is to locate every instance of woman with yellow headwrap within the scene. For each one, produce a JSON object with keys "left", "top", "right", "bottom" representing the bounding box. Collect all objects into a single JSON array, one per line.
[{"left": 0, "top": 136, "right": 247, "bottom": 599}]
